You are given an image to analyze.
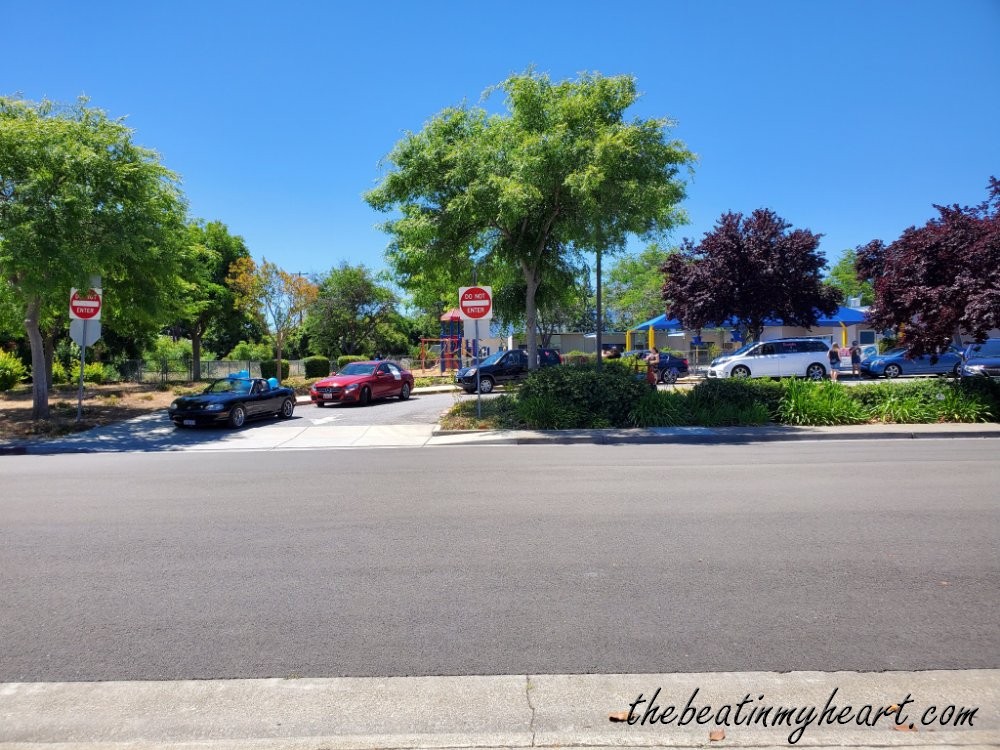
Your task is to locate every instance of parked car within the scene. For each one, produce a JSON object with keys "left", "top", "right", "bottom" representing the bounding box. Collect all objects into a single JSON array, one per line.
[
  {"left": 309, "top": 360, "right": 414, "bottom": 406},
  {"left": 455, "top": 348, "right": 561, "bottom": 393},
  {"left": 169, "top": 376, "right": 296, "bottom": 428},
  {"left": 707, "top": 338, "right": 831, "bottom": 379},
  {"left": 860, "top": 346, "right": 962, "bottom": 379},
  {"left": 959, "top": 338, "right": 1000, "bottom": 378}
]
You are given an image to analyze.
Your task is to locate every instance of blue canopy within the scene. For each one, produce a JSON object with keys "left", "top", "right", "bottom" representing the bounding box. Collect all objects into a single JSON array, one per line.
[
  {"left": 815, "top": 306, "right": 868, "bottom": 326},
  {"left": 629, "top": 307, "right": 867, "bottom": 332},
  {"left": 629, "top": 314, "right": 685, "bottom": 332}
]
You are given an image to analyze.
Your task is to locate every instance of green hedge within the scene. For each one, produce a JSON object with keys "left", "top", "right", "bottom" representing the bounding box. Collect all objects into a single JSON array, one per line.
[
  {"left": 260, "top": 359, "right": 290, "bottom": 380},
  {"left": 304, "top": 356, "right": 331, "bottom": 378},
  {"left": 0, "top": 351, "right": 28, "bottom": 391},
  {"left": 517, "top": 362, "right": 648, "bottom": 428},
  {"left": 336, "top": 355, "right": 367, "bottom": 369}
]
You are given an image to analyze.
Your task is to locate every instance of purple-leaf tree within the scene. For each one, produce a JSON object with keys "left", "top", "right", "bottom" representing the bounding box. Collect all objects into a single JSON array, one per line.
[
  {"left": 661, "top": 209, "right": 841, "bottom": 343},
  {"left": 856, "top": 178, "right": 1000, "bottom": 357}
]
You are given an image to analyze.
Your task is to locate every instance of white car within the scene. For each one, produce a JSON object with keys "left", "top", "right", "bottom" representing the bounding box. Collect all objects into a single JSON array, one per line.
[{"left": 707, "top": 338, "right": 832, "bottom": 379}]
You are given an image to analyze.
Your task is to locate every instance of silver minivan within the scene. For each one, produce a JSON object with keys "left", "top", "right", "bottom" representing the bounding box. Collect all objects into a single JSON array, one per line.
[{"left": 707, "top": 338, "right": 832, "bottom": 379}]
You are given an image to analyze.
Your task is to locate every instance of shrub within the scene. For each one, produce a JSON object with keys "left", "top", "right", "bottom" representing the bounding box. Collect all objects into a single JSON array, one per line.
[
  {"left": 303, "top": 356, "right": 331, "bottom": 378},
  {"left": 69, "top": 361, "right": 107, "bottom": 384},
  {"left": 953, "top": 377, "right": 1000, "bottom": 422},
  {"left": 692, "top": 400, "right": 772, "bottom": 427},
  {"left": 337, "top": 355, "right": 367, "bottom": 369},
  {"left": 688, "top": 378, "right": 785, "bottom": 419},
  {"left": 225, "top": 340, "right": 273, "bottom": 361},
  {"left": 51, "top": 360, "right": 70, "bottom": 385},
  {"left": 517, "top": 361, "right": 648, "bottom": 428},
  {"left": 260, "top": 359, "right": 290, "bottom": 380},
  {"left": 777, "top": 379, "right": 867, "bottom": 426},
  {"left": 0, "top": 350, "right": 28, "bottom": 390},
  {"left": 562, "top": 350, "right": 595, "bottom": 365},
  {"left": 629, "top": 389, "right": 691, "bottom": 427}
]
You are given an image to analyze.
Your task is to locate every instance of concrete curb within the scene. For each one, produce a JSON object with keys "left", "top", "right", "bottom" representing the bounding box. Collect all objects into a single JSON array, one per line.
[{"left": 2, "top": 669, "right": 996, "bottom": 749}]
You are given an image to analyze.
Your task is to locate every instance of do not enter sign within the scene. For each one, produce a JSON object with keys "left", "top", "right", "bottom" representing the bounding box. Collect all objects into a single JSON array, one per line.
[
  {"left": 459, "top": 286, "right": 493, "bottom": 320},
  {"left": 70, "top": 288, "right": 102, "bottom": 320}
]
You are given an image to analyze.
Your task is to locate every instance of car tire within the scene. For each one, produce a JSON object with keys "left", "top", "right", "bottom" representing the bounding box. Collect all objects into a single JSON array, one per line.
[
  {"left": 806, "top": 363, "right": 826, "bottom": 380},
  {"left": 399, "top": 383, "right": 411, "bottom": 400},
  {"left": 278, "top": 398, "right": 294, "bottom": 419},
  {"left": 951, "top": 363, "right": 960, "bottom": 378},
  {"left": 884, "top": 363, "right": 902, "bottom": 379},
  {"left": 359, "top": 387, "right": 371, "bottom": 406},
  {"left": 731, "top": 365, "right": 751, "bottom": 378},
  {"left": 315, "top": 401, "right": 326, "bottom": 408},
  {"left": 478, "top": 376, "right": 495, "bottom": 394},
  {"left": 659, "top": 368, "right": 679, "bottom": 384},
  {"left": 228, "top": 404, "right": 247, "bottom": 428}
]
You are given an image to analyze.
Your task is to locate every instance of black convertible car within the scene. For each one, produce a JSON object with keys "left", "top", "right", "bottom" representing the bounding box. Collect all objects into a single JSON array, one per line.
[{"left": 168, "top": 376, "right": 296, "bottom": 428}]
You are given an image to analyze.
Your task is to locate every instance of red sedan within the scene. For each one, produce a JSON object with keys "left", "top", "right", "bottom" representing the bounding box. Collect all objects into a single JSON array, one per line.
[{"left": 309, "top": 360, "right": 414, "bottom": 407}]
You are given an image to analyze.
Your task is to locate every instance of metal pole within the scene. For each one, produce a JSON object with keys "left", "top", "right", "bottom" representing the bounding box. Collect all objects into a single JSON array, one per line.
[
  {"left": 473, "top": 267, "right": 481, "bottom": 418},
  {"left": 76, "top": 319, "right": 87, "bottom": 423},
  {"left": 595, "top": 249, "right": 602, "bottom": 371}
]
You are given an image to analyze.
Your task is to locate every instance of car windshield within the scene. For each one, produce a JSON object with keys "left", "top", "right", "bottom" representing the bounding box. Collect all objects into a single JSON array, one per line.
[
  {"left": 882, "top": 348, "right": 908, "bottom": 358},
  {"left": 338, "top": 363, "right": 376, "bottom": 376},
  {"left": 479, "top": 351, "right": 505, "bottom": 366},
  {"left": 729, "top": 342, "right": 757, "bottom": 357},
  {"left": 969, "top": 341, "right": 1000, "bottom": 356},
  {"left": 206, "top": 378, "right": 252, "bottom": 394}
]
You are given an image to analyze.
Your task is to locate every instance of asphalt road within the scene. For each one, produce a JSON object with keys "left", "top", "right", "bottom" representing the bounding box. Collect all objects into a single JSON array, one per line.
[
  {"left": 296, "top": 390, "right": 460, "bottom": 425},
  {"left": 1, "top": 440, "right": 997, "bottom": 681}
]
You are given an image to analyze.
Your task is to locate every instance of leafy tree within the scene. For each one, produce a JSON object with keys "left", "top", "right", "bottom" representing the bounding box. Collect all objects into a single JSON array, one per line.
[
  {"left": 606, "top": 243, "right": 674, "bottom": 328},
  {"left": 857, "top": 178, "right": 1000, "bottom": 356},
  {"left": 825, "top": 248, "right": 873, "bottom": 306},
  {"left": 228, "top": 257, "right": 317, "bottom": 382},
  {"left": 172, "top": 220, "right": 254, "bottom": 379},
  {"left": 0, "top": 96, "right": 187, "bottom": 418},
  {"left": 305, "top": 263, "right": 398, "bottom": 357},
  {"left": 662, "top": 209, "right": 841, "bottom": 343},
  {"left": 365, "top": 70, "right": 694, "bottom": 368}
]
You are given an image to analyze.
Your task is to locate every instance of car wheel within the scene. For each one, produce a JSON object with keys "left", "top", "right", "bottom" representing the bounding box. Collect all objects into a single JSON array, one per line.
[
  {"left": 884, "top": 363, "right": 902, "bottom": 379},
  {"left": 399, "top": 382, "right": 411, "bottom": 400},
  {"left": 359, "top": 387, "right": 371, "bottom": 406},
  {"left": 951, "top": 363, "right": 960, "bottom": 378},
  {"left": 228, "top": 404, "right": 247, "bottom": 428},
  {"left": 478, "top": 376, "right": 495, "bottom": 394},
  {"left": 315, "top": 401, "right": 326, "bottom": 408},
  {"left": 279, "top": 398, "right": 294, "bottom": 419},
  {"left": 731, "top": 365, "right": 751, "bottom": 378},
  {"left": 806, "top": 363, "right": 826, "bottom": 380},
  {"left": 659, "top": 367, "right": 679, "bottom": 384}
]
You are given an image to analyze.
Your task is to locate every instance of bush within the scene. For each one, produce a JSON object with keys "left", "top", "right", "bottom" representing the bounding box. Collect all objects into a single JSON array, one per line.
[
  {"left": 69, "top": 361, "right": 107, "bottom": 384},
  {"left": 776, "top": 379, "right": 868, "bottom": 426},
  {"left": 0, "top": 350, "right": 28, "bottom": 390},
  {"left": 337, "top": 355, "right": 367, "bottom": 369},
  {"left": 51, "top": 360, "right": 70, "bottom": 385},
  {"left": 517, "top": 362, "right": 648, "bottom": 428},
  {"left": 225, "top": 340, "right": 272, "bottom": 361},
  {"left": 260, "top": 359, "right": 290, "bottom": 380},
  {"left": 629, "top": 389, "right": 691, "bottom": 427},
  {"left": 953, "top": 377, "right": 1000, "bottom": 421},
  {"left": 304, "top": 356, "right": 331, "bottom": 378},
  {"left": 562, "top": 350, "right": 595, "bottom": 365},
  {"left": 689, "top": 378, "right": 785, "bottom": 419}
]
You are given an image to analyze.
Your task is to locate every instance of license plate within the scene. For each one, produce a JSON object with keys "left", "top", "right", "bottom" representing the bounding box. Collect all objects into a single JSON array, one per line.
[
  {"left": 323, "top": 394, "right": 332, "bottom": 400},
  {"left": 183, "top": 420, "right": 196, "bottom": 426}
]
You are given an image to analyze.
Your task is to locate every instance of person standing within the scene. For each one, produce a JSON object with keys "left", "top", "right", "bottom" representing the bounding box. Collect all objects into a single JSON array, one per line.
[
  {"left": 849, "top": 341, "right": 862, "bottom": 377},
  {"left": 828, "top": 343, "right": 841, "bottom": 381},
  {"left": 645, "top": 347, "right": 660, "bottom": 386}
]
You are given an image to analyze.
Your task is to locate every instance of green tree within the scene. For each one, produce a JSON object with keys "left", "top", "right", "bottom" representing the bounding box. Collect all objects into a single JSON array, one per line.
[
  {"left": 825, "top": 248, "right": 873, "bottom": 306},
  {"left": 365, "top": 70, "right": 694, "bottom": 368},
  {"left": 605, "top": 243, "right": 674, "bottom": 329},
  {"left": 305, "top": 264, "right": 398, "bottom": 357},
  {"left": 173, "top": 220, "right": 254, "bottom": 379},
  {"left": 0, "top": 96, "right": 187, "bottom": 418},
  {"left": 228, "top": 257, "right": 317, "bottom": 382}
]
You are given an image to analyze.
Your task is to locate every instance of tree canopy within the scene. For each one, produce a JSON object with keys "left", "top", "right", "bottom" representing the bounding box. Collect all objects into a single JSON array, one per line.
[
  {"left": 605, "top": 243, "right": 674, "bottom": 329},
  {"left": 824, "top": 248, "right": 873, "bottom": 306},
  {"left": 365, "top": 70, "right": 694, "bottom": 367},
  {"left": 857, "top": 178, "right": 1000, "bottom": 355},
  {"left": 304, "top": 264, "right": 399, "bottom": 357},
  {"left": 0, "top": 96, "right": 187, "bottom": 417},
  {"left": 662, "top": 209, "right": 841, "bottom": 342}
]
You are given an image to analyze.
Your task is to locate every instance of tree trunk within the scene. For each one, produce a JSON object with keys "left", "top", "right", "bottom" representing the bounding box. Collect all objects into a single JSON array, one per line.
[
  {"left": 24, "top": 296, "right": 50, "bottom": 420},
  {"left": 274, "top": 332, "right": 283, "bottom": 382},
  {"left": 595, "top": 249, "right": 603, "bottom": 370},
  {"left": 43, "top": 333, "right": 54, "bottom": 391},
  {"left": 192, "top": 324, "right": 203, "bottom": 381},
  {"left": 522, "top": 261, "right": 541, "bottom": 369}
]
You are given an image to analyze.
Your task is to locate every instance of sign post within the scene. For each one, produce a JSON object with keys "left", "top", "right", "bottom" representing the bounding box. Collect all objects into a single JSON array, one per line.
[
  {"left": 458, "top": 285, "right": 493, "bottom": 418},
  {"left": 69, "top": 285, "right": 103, "bottom": 423}
]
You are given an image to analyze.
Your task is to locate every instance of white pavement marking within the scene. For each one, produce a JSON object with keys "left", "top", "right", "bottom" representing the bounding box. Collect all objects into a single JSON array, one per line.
[
  {"left": 309, "top": 415, "right": 343, "bottom": 425},
  {"left": 0, "top": 670, "right": 996, "bottom": 749}
]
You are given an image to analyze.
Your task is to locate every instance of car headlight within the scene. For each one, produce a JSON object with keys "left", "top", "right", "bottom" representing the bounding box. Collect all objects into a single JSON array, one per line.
[
  {"left": 205, "top": 403, "right": 225, "bottom": 411},
  {"left": 466, "top": 367, "right": 477, "bottom": 376},
  {"left": 963, "top": 364, "right": 986, "bottom": 374},
  {"left": 345, "top": 384, "right": 359, "bottom": 391},
  {"left": 170, "top": 401, "right": 179, "bottom": 410}
]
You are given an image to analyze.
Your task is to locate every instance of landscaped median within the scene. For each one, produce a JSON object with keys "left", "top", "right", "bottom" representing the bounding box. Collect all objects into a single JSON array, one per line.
[{"left": 440, "top": 362, "right": 1000, "bottom": 431}]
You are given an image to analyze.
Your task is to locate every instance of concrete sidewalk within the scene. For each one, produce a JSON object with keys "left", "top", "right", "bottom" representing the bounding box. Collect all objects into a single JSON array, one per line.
[{"left": 2, "top": 669, "right": 996, "bottom": 749}]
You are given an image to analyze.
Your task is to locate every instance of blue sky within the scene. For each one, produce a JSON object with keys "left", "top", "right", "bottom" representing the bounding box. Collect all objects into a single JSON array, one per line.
[{"left": 7, "top": 1, "right": 999, "bottom": 282}]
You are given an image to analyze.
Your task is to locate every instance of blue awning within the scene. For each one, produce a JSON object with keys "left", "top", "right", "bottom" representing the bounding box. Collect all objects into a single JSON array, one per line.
[
  {"left": 630, "top": 307, "right": 868, "bottom": 332},
  {"left": 628, "top": 314, "right": 685, "bottom": 332}
]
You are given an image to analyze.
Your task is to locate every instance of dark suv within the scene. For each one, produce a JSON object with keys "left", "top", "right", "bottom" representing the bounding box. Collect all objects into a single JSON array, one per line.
[
  {"left": 960, "top": 339, "right": 1000, "bottom": 378},
  {"left": 456, "top": 348, "right": 561, "bottom": 393}
]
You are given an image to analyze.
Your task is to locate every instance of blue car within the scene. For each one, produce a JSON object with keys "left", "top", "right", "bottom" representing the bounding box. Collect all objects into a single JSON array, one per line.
[{"left": 860, "top": 346, "right": 962, "bottom": 379}]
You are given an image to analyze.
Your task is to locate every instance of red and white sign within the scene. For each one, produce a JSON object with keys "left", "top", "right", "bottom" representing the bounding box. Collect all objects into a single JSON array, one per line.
[
  {"left": 69, "top": 288, "right": 102, "bottom": 320},
  {"left": 459, "top": 286, "right": 493, "bottom": 320}
]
